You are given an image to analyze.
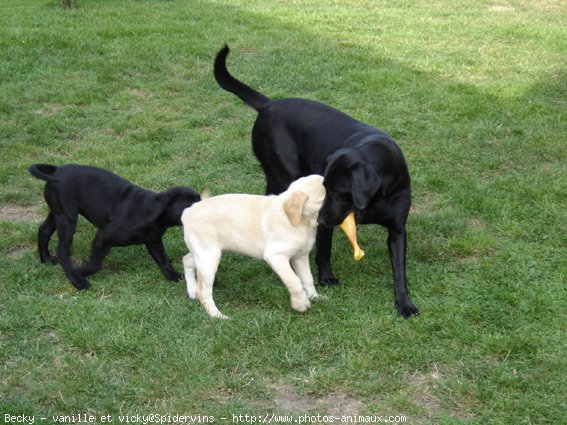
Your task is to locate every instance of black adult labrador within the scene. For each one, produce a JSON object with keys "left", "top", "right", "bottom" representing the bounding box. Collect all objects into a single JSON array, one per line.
[
  {"left": 29, "top": 164, "right": 201, "bottom": 289},
  {"left": 214, "top": 45, "right": 418, "bottom": 317}
]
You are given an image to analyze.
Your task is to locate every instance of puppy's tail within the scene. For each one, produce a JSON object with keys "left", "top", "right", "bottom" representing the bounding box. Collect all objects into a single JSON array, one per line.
[
  {"left": 214, "top": 44, "right": 270, "bottom": 111},
  {"left": 201, "top": 188, "right": 212, "bottom": 200},
  {"left": 28, "top": 164, "right": 59, "bottom": 182}
]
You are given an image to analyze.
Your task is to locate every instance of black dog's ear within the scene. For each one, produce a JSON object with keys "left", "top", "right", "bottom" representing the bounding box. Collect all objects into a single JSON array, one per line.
[
  {"left": 350, "top": 163, "right": 381, "bottom": 210},
  {"left": 324, "top": 150, "right": 353, "bottom": 193},
  {"left": 326, "top": 150, "right": 381, "bottom": 210}
]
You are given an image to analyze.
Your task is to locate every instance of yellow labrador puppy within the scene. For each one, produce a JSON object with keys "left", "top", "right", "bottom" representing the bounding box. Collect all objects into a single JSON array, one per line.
[{"left": 181, "top": 175, "right": 325, "bottom": 319}]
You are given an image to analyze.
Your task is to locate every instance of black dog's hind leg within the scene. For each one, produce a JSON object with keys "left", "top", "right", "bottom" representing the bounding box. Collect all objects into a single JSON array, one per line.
[
  {"left": 316, "top": 225, "right": 340, "bottom": 286},
  {"left": 252, "top": 125, "right": 302, "bottom": 197},
  {"left": 77, "top": 231, "right": 111, "bottom": 277},
  {"left": 38, "top": 212, "right": 58, "bottom": 264},
  {"left": 54, "top": 215, "right": 91, "bottom": 290},
  {"left": 387, "top": 226, "right": 419, "bottom": 318},
  {"left": 146, "top": 240, "right": 182, "bottom": 281},
  {"left": 263, "top": 170, "right": 295, "bottom": 196}
]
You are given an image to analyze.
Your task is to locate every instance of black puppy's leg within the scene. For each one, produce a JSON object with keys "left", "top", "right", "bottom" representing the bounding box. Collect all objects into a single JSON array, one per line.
[
  {"left": 38, "top": 212, "right": 58, "bottom": 264},
  {"left": 77, "top": 231, "right": 111, "bottom": 277},
  {"left": 145, "top": 240, "right": 182, "bottom": 281},
  {"left": 387, "top": 227, "right": 419, "bottom": 318},
  {"left": 55, "top": 216, "right": 91, "bottom": 290},
  {"left": 316, "top": 225, "right": 340, "bottom": 286}
]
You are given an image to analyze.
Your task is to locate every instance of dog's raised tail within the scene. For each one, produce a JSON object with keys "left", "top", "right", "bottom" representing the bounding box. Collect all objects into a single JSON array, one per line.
[
  {"left": 201, "top": 188, "right": 212, "bottom": 200},
  {"left": 214, "top": 44, "right": 270, "bottom": 111},
  {"left": 29, "top": 164, "right": 58, "bottom": 182}
]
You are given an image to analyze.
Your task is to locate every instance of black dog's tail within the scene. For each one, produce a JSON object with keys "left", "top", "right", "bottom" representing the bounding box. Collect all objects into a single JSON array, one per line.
[
  {"left": 214, "top": 44, "right": 270, "bottom": 111},
  {"left": 29, "top": 164, "right": 59, "bottom": 182}
]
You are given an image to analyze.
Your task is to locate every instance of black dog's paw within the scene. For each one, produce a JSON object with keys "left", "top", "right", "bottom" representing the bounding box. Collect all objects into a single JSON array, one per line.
[
  {"left": 165, "top": 271, "right": 183, "bottom": 282},
  {"left": 76, "top": 265, "right": 97, "bottom": 277},
  {"left": 396, "top": 300, "right": 419, "bottom": 319},
  {"left": 41, "top": 255, "right": 59, "bottom": 265},
  {"left": 319, "top": 276, "right": 341, "bottom": 287},
  {"left": 70, "top": 276, "right": 91, "bottom": 290}
]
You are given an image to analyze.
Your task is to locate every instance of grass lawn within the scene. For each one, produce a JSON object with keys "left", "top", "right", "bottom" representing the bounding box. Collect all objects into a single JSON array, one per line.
[{"left": 1, "top": 0, "right": 566, "bottom": 423}]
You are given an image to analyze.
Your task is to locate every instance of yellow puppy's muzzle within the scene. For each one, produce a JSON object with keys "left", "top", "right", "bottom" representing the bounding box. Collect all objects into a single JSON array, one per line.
[{"left": 339, "top": 212, "right": 365, "bottom": 261}]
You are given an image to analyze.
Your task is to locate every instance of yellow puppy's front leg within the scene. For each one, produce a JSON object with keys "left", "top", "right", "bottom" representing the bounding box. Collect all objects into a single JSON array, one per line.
[
  {"left": 265, "top": 254, "right": 311, "bottom": 313},
  {"left": 339, "top": 212, "right": 365, "bottom": 261}
]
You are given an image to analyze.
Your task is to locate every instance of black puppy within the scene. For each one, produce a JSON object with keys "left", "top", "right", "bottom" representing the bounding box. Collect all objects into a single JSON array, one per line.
[
  {"left": 214, "top": 45, "right": 418, "bottom": 317},
  {"left": 29, "top": 164, "right": 201, "bottom": 290}
]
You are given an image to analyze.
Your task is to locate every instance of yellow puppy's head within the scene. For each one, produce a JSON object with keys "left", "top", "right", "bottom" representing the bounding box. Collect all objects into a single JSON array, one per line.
[{"left": 283, "top": 175, "right": 326, "bottom": 227}]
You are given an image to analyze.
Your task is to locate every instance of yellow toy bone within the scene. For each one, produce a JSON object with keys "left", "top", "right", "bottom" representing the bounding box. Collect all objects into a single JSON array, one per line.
[{"left": 339, "top": 212, "right": 365, "bottom": 261}]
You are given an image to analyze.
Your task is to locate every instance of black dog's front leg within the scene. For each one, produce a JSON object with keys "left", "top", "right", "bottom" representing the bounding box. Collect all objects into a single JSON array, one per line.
[
  {"left": 145, "top": 240, "right": 182, "bottom": 281},
  {"left": 54, "top": 216, "right": 91, "bottom": 290},
  {"left": 316, "top": 225, "right": 340, "bottom": 286},
  {"left": 387, "top": 227, "right": 419, "bottom": 318}
]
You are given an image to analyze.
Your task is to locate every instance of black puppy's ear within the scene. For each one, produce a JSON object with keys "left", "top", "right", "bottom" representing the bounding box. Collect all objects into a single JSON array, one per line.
[
  {"left": 161, "top": 187, "right": 201, "bottom": 224},
  {"left": 351, "top": 163, "right": 381, "bottom": 210}
]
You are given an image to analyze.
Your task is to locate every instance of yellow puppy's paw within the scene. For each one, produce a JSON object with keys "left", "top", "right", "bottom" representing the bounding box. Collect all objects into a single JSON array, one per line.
[
  {"left": 291, "top": 295, "right": 311, "bottom": 312},
  {"left": 307, "top": 291, "right": 321, "bottom": 300}
]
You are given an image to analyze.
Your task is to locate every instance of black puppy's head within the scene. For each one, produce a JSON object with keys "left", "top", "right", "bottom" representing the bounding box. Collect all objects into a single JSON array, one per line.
[
  {"left": 162, "top": 186, "right": 201, "bottom": 225},
  {"left": 318, "top": 150, "right": 381, "bottom": 228}
]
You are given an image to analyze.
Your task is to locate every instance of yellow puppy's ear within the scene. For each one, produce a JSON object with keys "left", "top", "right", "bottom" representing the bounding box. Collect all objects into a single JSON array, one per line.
[{"left": 283, "top": 191, "right": 309, "bottom": 226}]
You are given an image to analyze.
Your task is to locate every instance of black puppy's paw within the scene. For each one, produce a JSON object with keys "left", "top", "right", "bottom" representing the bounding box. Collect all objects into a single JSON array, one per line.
[
  {"left": 319, "top": 276, "right": 341, "bottom": 287},
  {"left": 41, "top": 255, "right": 59, "bottom": 265},
  {"left": 70, "top": 276, "right": 91, "bottom": 290},
  {"left": 396, "top": 300, "right": 419, "bottom": 319},
  {"left": 76, "top": 264, "right": 98, "bottom": 277},
  {"left": 165, "top": 270, "right": 183, "bottom": 282}
]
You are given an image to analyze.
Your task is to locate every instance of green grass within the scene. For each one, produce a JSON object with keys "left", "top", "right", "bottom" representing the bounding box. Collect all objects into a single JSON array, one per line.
[{"left": 1, "top": 0, "right": 566, "bottom": 423}]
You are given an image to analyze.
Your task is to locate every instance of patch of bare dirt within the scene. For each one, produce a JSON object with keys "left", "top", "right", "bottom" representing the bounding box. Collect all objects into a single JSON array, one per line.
[
  {"left": 0, "top": 203, "right": 44, "bottom": 223},
  {"left": 126, "top": 88, "right": 151, "bottom": 98},
  {"left": 4, "top": 244, "right": 32, "bottom": 260},
  {"left": 265, "top": 381, "right": 365, "bottom": 415},
  {"left": 208, "top": 378, "right": 365, "bottom": 416},
  {"left": 407, "top": 367, "right": 442, "bottom": 416},
  {"left": 407, "top": 364, "right": 476, "bottom": 422},
  {"left": 35, "top": 104, "right": 64, "bottom": 116}
]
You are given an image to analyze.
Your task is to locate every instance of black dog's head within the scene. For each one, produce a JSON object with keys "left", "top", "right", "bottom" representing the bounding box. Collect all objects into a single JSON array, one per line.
[
  {"left": 317, "top": 149, "right": 381, "bottom": 228},
  {"left": 162, "top": 186, "right": 201, "bottom": 225}
]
